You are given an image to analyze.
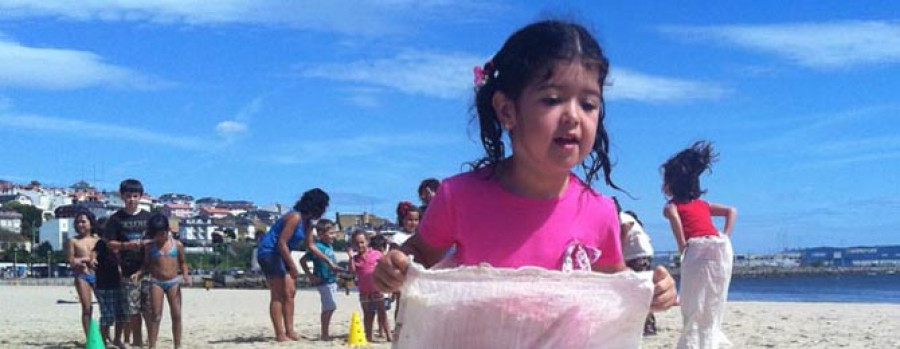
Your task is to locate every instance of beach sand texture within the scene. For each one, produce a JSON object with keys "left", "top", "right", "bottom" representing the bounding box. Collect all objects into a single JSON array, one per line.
[{"left": 1, "top": 285, "right": 897, "bottom": 348}]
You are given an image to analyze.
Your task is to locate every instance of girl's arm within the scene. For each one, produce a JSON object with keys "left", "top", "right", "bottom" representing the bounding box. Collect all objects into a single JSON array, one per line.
[
  {"left": 66, "top": 238, "right": 80, "bottom": 271},
  {"left": 299, "top": 254, "right": 318, "bottom": 284},
  {"left": 709, "top": 203, "right": 737, "bottom": 236},
  {"left": 400, "top": 234, "right": 448, "bottom": 269},
  {"left": 177, "top": 241, "right": 191, "bottom": 284},
  {"left": 277, "top": 212, "right": 302, "bottom": 279},
  {"left": 663, "top": 204, "right": 687, "bottom": 254},
  {"left": 347, "top": 250, "right": 357, "bottom": 274},
  {"left": 132, "top": 244, "right": 150, "bottom": 282}
]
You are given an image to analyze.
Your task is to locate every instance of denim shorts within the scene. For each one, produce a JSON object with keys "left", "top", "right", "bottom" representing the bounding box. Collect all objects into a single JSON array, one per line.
[
  {"left": 257, "top": 252, "right": 287, "bottom": 278},
  {"left": 317, "top": 283, "right": 337, "bottom": 312}
]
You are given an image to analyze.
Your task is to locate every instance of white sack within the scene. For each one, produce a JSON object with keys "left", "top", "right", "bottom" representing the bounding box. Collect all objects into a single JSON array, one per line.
[
  {"left": 393, "top": 263, "right": 654, "bottom": 349},
  {"left": 677, "top": 235, "right": 734, "bottom": 349}
]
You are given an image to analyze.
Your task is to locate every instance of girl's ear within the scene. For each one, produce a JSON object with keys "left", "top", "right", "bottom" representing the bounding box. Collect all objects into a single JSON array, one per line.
[{"left": 492, "top": 91, "right": 516, "bottom": 131}]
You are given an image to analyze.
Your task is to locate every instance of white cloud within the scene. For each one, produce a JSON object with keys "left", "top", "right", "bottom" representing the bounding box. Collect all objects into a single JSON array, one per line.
[
  {"left": 298, "top": 50, "right": 481, "bottom": 99},
  {"left": 215, "top": 120, "right": 248, "bottom": 141},
  {"left": 663, "top": 21, "right": 900, "bottom": 69},
  {"left": 0, "top": 1, "right": 496, "bottom": 37},
  {"left": 271, "top": 133, "right": 459, "bottom": 165},
  {"left": 607, "top": 68, "right": 728, "bottom": 102},
  {"left": 0, "top": 35, "right": 168, "bottom": 90},
  {"left": 0, "top": 113, "right": 213, "bottom": 150}
]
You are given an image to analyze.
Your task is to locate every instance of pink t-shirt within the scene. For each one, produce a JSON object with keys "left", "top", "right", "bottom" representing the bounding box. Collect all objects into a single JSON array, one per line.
[
  {"left": 352, "top": 249, "right": 383, "bottom": 294},
  {"left": 420, "top": 170, "right": 623, "bottom": 270}
]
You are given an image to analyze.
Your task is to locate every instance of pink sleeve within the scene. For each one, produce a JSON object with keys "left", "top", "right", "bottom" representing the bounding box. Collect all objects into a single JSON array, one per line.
[
  {"left": 595, "top": 203, "right": 624, "bottom": 267},
  {"left": 418, "top": 180, "right": 455, "bottom": 249}
]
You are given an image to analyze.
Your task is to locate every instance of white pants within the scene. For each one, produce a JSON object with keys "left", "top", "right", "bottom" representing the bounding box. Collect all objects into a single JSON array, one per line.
[{"left": 678, "top": 235, "right": 734, "bottom": 349}]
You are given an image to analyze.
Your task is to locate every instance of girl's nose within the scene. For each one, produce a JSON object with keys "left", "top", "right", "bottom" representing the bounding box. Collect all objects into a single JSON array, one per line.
[{"left": 561, "top": 100, "right": 580, "bottom": 125}]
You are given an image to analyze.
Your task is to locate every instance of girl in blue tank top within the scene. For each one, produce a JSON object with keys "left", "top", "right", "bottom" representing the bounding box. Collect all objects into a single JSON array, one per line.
[{"left": 256, "top": 188, "right": 332, "bottom": 342}]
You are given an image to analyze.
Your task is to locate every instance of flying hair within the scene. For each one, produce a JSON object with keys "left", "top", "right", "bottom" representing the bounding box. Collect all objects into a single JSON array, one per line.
[{"left": 662, "top": 141, "right": 718, "bottom": 202}]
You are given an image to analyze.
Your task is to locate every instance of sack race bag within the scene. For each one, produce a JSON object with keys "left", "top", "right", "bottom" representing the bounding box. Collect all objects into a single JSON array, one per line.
[
  {"left": 393, "top": 262, "right": 654, "bottom": 349},
  {"left": 678, "top": 234, "right": 734, "bottom": 349}
]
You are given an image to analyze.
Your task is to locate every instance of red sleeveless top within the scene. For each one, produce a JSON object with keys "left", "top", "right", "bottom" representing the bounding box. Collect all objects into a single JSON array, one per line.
[{"left": 673, "top": 199, "right": 718, "bottom": 240}]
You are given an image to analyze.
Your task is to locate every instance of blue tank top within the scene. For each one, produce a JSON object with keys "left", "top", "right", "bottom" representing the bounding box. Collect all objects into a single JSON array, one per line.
[{"left": 256, "top": 212, "right": 306, "bottom": 256}]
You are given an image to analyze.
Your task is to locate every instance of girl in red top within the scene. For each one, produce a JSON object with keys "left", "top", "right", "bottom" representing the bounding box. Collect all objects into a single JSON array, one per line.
[{"left": 661, "top": 141, "right": 737, "bottom": 349}]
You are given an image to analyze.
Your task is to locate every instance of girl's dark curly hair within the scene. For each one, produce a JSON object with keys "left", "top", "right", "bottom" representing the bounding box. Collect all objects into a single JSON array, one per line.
[
  {"left": 470, "top": 19, "right": 618, "bottom": 190},
  {"left": 294, "top": 188, "right": 329, "bottom": 219},
  {"left": 661, "top": 141, "right": 718, "bottom": 202}
]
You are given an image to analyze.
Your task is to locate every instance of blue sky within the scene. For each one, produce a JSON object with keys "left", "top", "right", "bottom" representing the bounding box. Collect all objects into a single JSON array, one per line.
[{"left": 0, "top": 1, "right": 898, "bottom": 253}]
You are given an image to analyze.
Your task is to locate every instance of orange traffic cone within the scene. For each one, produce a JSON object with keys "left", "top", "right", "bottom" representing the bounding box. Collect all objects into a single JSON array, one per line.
[{"left": 347, "top": 311, "right": 368, "bottom": 347}]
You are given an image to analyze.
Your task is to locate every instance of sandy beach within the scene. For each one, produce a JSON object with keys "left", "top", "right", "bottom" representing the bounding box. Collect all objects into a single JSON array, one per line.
[{"left": 1, "top": 285, "right": 897, "bottom": 348}]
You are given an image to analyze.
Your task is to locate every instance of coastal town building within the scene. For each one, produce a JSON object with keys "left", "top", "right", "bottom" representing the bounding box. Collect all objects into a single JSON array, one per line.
[
  {"left": 0, "top": 194, "right": 33, "bottom": 207},
  {"left": 180, "top": 215, "right": 216, "bottom": 244},
  {"left": 38, "top": 218, "right": 72, "bottom": 251},
  {"left": 801, "top": 246, "right": 900, "bottom": 267},
  {"left": 158, "top": 193, "right": 195, "bottom": 206},
  {"left": 0, "top": 210, "right": 23, "bottom": 234},
  {"left": 161, "top": 203, "right": 193, "bottom": 219}
]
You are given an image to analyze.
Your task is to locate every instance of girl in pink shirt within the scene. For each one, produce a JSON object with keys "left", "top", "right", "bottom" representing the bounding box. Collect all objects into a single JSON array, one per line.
[
  {"left": 347, "top": 230, "right": 389, "bottom": 342},
  {"left": 374, "top": 19, "right": 677, "bottom": 313}
]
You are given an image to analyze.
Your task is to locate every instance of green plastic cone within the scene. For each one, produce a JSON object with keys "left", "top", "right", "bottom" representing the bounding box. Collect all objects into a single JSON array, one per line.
[{"left": 85, "top": 318, "right": 105, "bottom": 349}]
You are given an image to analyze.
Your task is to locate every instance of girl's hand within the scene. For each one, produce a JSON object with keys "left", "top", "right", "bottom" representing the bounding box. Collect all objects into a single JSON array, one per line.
[
  {"left": 373, "top": 250, "right": 409, "bottom": 293},
  {"left": 184, "top": 275, "right": 193, "bottom": 285},
  {"left": 289, "top": 268, "right": 301, "bottom": 280},
  {"left": 308, "top": 275, "right": 321, "bottom": 285},
  {"left": 650, "top": 266, "right": 677, "bottom": 312},
  {"left": 130, "top": 272, "right": 142, "bottom": 283}
]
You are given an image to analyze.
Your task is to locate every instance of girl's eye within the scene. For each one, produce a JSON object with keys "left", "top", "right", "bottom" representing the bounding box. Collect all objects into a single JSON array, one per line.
[
  {"left": 541, "top": 96, "right": 562, "bottom": 105},
  {"left": 581, "top": 101, "right": 599, "bottom": 112}
]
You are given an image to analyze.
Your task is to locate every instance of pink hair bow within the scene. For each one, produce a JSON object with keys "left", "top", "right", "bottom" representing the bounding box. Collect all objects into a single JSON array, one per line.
[{"left": 473, "top": 66, "right": 486, "bottom": 86}]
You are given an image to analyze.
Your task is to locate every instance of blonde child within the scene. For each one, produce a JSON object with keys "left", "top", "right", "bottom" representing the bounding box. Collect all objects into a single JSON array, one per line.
[
  {"left": 66, "top": 209, "right": 99, "bottom": 339},
  {"left": 662, "top": 141, "right": 737, "bottom": 349},
  {"left": 132, "top": 214, "right": 190, "bottom": 349},
  {"left": 300, "top": 219, "right": 340, "bottom": 340},
  {"left": 347, "top": 230, "right": 391, "bottom": 342},
  {"left": 374, "top": 19, "right": 677, "bottom": 338}
]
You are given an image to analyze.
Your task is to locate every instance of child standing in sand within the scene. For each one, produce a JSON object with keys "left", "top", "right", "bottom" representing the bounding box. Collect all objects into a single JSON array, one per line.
[
  {"left": 67, "top": 209, "right": 99, "bottom": 339},
  {"left": 374, "top": 19, "right": 677, "bottom": 342},
  {"left": 661, "top": 141, "right": 737, "bottom": 349},
  {"left": 93, "top": 237, "right": 127, "bottom": 348},
  {"left": 348, "top": 230, "right": 390, "bottom": 342},
  {"left": 368, "top": 234, "right": 392, "bottom": 339},
  {"left": 620, "top": 210, "right": 658, "bottom": 335},
  {"left": 132, "top": 214, "right": 190, "bottom": 349},
  {"left": 300, "top": 219, "right": 340, "bottom": 340}
]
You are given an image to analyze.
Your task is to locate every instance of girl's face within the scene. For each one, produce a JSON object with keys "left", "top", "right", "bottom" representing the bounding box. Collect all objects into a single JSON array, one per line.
[
  {"left": 419, "top": 187, "right": 436, "bottom": 205},
  {"left": 496, "top": 61, "right": 601, "bottom": 177},
  {"left": 402, "top": 211, "right": 420, "bottom": 233},
  {"left": 153, "top": 230, "right": 168, "bottom": 242},
  {"left": 75, "top": 215, "right": 91, "bottom": 236},
  {"left": 353, "top": 234, "right": 368, "bottom": 253}
]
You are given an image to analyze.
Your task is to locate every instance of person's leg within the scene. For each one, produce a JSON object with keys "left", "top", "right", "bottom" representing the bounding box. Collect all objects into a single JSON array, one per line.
[
  {"left": 265, "top": 277, "right": 287, "bottom": 341},
  {"left": 165, "top": 282, "right": 183, "bottom": 348},
  {"left": 281, "top": 274, "right": 299, "bottom": 340},
  {"left": 75, "top": 277, "right": 93, "bottom": 337},
  {"left": 319, "top": 283, "right": 337, "bottom": 340},
  {"left": 139, "top": 279, "right": 151, "bottom": 346},
  {"left": 375, "top": 298, "right": 391, "bottom": 342},
  {"left": 147, "top": 283, "right": 165, "bottom": 349},
  {"left": 112, "top": 288, "right": 127, "bottom": 348},
  {"left": 361, "top": 296, "right": 374, "bottom": 341},
  {"left": 321, "top": 309, "right": 335, "bottom": 340}
]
